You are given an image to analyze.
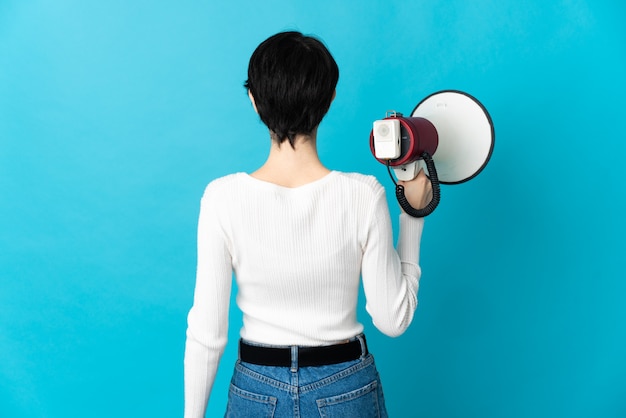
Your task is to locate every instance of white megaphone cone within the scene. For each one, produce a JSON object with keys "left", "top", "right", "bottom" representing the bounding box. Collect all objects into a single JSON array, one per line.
[{"left": 370, "top": 90, "right": 495, "bottom": 217}]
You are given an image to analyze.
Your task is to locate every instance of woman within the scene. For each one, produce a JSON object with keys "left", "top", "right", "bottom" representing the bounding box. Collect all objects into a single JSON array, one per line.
[{"left": 184, "top": 31, "right": 432, "bottom": 418}]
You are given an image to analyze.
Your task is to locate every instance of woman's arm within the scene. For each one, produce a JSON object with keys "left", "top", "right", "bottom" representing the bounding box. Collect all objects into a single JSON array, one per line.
[
  {"left": 184, "top": 185, "right": 233, "bottom": 418},
  {"left": 361, "top": 187, "right": 425, "bottom": 337}
]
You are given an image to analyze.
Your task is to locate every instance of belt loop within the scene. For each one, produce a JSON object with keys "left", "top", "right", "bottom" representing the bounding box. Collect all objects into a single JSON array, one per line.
[
  {"left": 290, "top": 345, "right": 298, "bottom": 372},
  {"left": 357, "top": 334, "right": 367, "bottom": 358}
]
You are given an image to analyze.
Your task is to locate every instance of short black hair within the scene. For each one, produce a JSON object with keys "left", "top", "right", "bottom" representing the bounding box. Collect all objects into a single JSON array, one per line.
[{"left": 244, "top": 31, "right": 339, "bottom": 147}]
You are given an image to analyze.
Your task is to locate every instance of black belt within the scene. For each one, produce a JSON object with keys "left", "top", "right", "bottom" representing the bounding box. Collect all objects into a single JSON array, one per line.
[{"left": 239, "top": 335, "right": 368, "bottom": 367}]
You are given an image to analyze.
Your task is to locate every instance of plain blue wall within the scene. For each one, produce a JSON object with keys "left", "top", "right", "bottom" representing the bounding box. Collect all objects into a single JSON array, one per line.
[{"left": 2, "top": 1, "right": 625, "bottom": 417}]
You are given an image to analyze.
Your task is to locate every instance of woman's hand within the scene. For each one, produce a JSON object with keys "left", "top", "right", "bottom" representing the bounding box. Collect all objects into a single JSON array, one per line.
[{"left": 397, "top": 169, "right": 433, "bottom": 211}]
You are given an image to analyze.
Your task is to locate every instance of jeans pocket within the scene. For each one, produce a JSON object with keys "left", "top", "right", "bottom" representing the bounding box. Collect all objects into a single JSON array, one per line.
[
  {"left": 225, "top": 383, "right": 277, "bottom": 418},
  {"left": 316, "top": 380, "right": 381, "bottom": 418}
]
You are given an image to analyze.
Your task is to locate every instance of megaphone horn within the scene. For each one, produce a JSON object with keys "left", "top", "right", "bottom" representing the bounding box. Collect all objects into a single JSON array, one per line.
[{"left": 370, "top": 90, "right": 495, "bottom": 217}]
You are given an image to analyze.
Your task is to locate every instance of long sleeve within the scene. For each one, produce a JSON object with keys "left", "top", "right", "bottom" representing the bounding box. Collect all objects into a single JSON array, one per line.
[
  {"left": 184, "top": 186, "right": 233, "bottom": 418},
  {"left": 361, "top": 188, "right": 424, "bottom": 337}
]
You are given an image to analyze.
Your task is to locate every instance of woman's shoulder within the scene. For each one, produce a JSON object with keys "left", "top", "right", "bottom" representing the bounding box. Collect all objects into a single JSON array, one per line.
[
  {"left": 201, "top": 173, "right": 246, "bottom": 198},
  {"left": 334, "top": 171, "right": 385, "bottom": 196}
]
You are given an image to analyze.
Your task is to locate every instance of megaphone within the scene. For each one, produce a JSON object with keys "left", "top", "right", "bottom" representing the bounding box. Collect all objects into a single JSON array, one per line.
[{"left": 370, "top": 90, "right": 495, "bottom": 217}]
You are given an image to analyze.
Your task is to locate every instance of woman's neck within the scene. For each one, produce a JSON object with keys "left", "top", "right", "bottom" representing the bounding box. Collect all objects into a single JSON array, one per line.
[{"left": 251, "top": 132, "right": 330, "bottom": 188}]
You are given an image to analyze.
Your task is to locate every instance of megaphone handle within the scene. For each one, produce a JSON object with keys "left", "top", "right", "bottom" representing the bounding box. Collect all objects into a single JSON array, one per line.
[{"left": 395, "top": 152, "right": 441, "bottom": 217}]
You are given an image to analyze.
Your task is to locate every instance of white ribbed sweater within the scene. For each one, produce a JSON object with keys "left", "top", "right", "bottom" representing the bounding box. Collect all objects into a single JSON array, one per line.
[{"left": 184, "top": 171, "right": 424, "bottom": 418}]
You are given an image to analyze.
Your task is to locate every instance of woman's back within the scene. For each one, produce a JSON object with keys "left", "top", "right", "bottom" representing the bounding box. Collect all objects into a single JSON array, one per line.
[{"left": 197, "top": 171, "right": 420, "bottom": 347}]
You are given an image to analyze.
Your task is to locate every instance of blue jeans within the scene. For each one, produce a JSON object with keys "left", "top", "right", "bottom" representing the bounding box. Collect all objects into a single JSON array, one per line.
[{"left": 225, "top": 336, "right": 388, "bottom": 417}]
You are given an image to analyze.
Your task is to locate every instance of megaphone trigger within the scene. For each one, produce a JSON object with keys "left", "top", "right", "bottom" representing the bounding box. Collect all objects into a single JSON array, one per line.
[{"left": 393, "top": 162, "right": 420, "bottom": 182}]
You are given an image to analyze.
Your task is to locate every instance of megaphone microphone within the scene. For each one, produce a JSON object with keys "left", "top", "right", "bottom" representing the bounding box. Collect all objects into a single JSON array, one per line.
[{"left": 370, "top": 90, "right": 495, "bottom": 217}]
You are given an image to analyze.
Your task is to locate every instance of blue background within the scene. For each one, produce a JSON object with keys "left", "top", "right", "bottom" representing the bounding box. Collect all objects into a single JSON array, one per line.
[{"left": 1, "top": 1, "right": 625, "bottom": 417}]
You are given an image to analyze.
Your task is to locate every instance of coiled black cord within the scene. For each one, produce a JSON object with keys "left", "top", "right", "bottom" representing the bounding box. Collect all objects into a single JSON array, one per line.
[{"left": 387, "top": 152, "right": 441, "bottom": 218}]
